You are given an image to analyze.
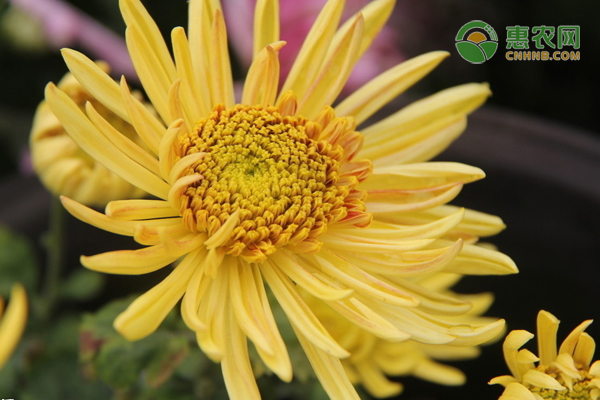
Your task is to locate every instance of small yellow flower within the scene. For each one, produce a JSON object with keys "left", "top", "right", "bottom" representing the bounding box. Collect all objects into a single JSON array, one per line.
[
  {"left": 0, "top": 283, "right": 28, "bottom": 370},
  {"left": 310, "top": 272, "right": 503, "bottom": 398},
  {"left": 43, "top": 0, "right": 518, "bottom": 398},
  {"left": 31, "top": 65, "right": 146, "bottom": 206},
  {"left": 490, "top": 310, "right": 600, "bottom": 400}
]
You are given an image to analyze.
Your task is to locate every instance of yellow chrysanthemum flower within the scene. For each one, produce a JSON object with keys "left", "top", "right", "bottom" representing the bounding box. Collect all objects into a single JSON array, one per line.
[
  {"left": 490, "top": 310, "right": 600, "bottom": 400},
  {"left": 43, "top": 0, "right": 517, "bottom": 398},
  {"left": 31, "top": 65, "right": 146, "bottom": 206},
  {"left": 310, "top": 272, "right": 503, "bottom": 398},
  {"left": 0, "top": 283, "right": 28, "bottom": 370}
]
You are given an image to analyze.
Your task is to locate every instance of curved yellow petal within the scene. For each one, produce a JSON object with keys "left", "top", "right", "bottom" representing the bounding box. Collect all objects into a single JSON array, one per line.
[
  {"left": 45, "top": 84, "right": 169, "bottom": 199},
  {"left": 0, "top": 284, "right": 27, "bottom": 370},
  {"left": 253, "top": 0, "right": 279, "bottom": 58},
  {"left": 114, "top": 250, "right": 199, "bottom": 341},
  {"left": 336, "top": 51, "right": 448, "bottom": 125}
]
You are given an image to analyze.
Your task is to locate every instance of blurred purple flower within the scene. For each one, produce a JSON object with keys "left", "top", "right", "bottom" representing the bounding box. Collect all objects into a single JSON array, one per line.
[
  {"left": 224, "top": 0, "right": 405, "bottom": 92},
  {"left": 8, "top": 0, "right": 136, "bottom": 79}
]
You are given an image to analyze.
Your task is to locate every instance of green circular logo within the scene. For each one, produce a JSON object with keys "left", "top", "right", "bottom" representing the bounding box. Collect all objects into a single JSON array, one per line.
[{"left": 455, "top": 20, "right": 498, "bottom": 64}]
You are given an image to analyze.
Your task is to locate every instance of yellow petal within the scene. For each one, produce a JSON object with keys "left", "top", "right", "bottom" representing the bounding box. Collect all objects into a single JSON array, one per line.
[
  {"left": 336, "top": 51, "right": 448, "bottom": 125},
  {"left": 522, "top": 369, "right": 565, "bottom": 391},
  {"left": 0, "top": 284, "right": 27, "bottom": 369},
  {"left": 385, "top": 270, "right": 472, "bottom": 315},
  {"left": 168, "top": 174, "right": 204, "bottom": 211},
  {"left": 294, "top": 328, "right": 361, "bottom": 400},
  {"left": 312, "top": 251, "right": 419, "bottom": 307},
  {"left": 335, "top": 0, "right": 396, "bottom": 58},
  {"left": 125, "top": 25, "right": 172, "bottom": 123},
  {"left": 343, "top": 239, "right": 462, "bottom": 277},
  {"left": 364, "top": 114, "right": 468, "bottom": 166},
  {"left": 363, "top": 83, "right": 491, "bottom": 140},
  {"left": 119, "top": 77, "right": 170, "bottom": 158},
  {"left": 573, "top": 332, "right": 595, "bottom": 368},
  {"left": 196, "top": 261, "right": 229, "bottom": 362},
  {"left": 327, "top": 297, "right": 410, "bottom": 342},
  {"left": 558, "top": 318, "right": 594, "bottom": 356},
  {"left": 537, "top": 310, "right": 559, "bottom": 365},
  {"left": 322, "top": 233, "right": 434, "bottom": 253},
  {"left": 489, "top": 375, "right": 518, "bottom": 387},
  {"left": 441, "top": 241, "right": 519, "bottom": 275},
  {"left": 260, "top": 260, "right": 349, "bottom": 358},
  {"left": 363, "top": 301, "right": 457, "bottom": 344},
  {"left": 61, "top": 49, "right": 129, "bottom": 123},
  {"left": 298, "top": 14, "right": 364, "bottom": 119},
  {"left": 168, "top": 152, "right": 208, "bottom": 184},
  {"left": 171, "top": 27, "right": 208, "bottom": 120},
  {"left": 500, "top": 382, "right": 538, "bottom": 400},
  {"left": 81, "top": 233, "right": 204, "bottom": 274},
  {"left": 229, "top": 258, "right": 274, "bottom": 355},
  {"left": 132, "top": 219, "right": 190, "bottom": 246},
  {"left": 354, "top": 360, "right": 403, "bottom": 398},
  {"left": 230, "top": 261, "right": 292, "bottom": 382},
  {"left": 84, "top": 102, "right": 161, "bottom": 176},
  {"left": 61, "top": 196, "right": 137, "bottom": 236},
  {"left": 517, "top": 349, "right": 540, "bottom": 364},
  {"left": 243, "top": 44, "right": 283, "bottom": 106},
  {"left": 361, "top": 162, "right": 485, "bottom": 192},
  {"left": 334, "top": 208, "right": 465, "bottom": 240},
  {"left": 208, "top": 10, "right": 235, "bottom": 107},
  {"left": 413, "top": 358, "right": 465, "bottom": 386},
  {"left": 181, "top": 247, "right": 210, "bottom": 331},
  {"left": 503, "top": 330, "right": 535, "bottom": 380},
  {"left": 105, "top": 199, "right": 179, "bottom": 221},
  {"left": 188, "top": 0, "right": 221, "bottom": 109},
  {"left": 279, "top": 0, "right": 346, "bottom": 101},
  {"left": 159, "top": 119, "right": 185, "bottom": 182},
  {"left": 366, "top": 183, "right": 465, "bottom": 214},
  {"left": 167, "top": 80, "right": 192, "bottom": 132},
  {"left": 119, "top": 0, "right": 177, "bottom": 81},
  {"left": 221, "top": 304, "right": 261, "bottom": 400},
  {"left": 270, "top": 250, "right": 353, "bottom": 301},
  {"left": 204, "top": 210, "right": 241, "bottom": 249},
  {"left": 253, "top": 0, "right": 279, "bottom": 58},
  {"left": 45, "top": 84, "right": 170, "bottom": 199},
  {"left": 375, "top": 205, "right": 506, "bottom": 238},
  {"left": 114, "top": 250, "right": 199, "bottom": 341}
]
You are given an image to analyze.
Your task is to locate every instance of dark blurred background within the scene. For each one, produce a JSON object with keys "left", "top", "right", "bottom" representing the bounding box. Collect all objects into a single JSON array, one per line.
[{"left": 0, "top": 0, "right": 598, "bottom": 399}]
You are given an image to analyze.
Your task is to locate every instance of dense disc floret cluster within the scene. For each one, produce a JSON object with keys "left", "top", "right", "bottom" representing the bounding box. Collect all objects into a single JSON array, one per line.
[{"left": 177, "top": 104, "right": 362, "bottom": 261}]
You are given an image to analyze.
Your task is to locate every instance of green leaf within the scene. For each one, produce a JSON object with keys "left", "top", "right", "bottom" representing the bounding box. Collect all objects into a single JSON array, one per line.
[
  {"left": 0, "top": 225, "right": 38, "bottom": 296},
  {"left": 145, "top": 335, "right": 190, "bottom": 388},
  {"left": 80, "top": 296, "right": 195, "bottom": 392},
  {"left": 60, "top": 269, "right": 105, "bottom": 301}
]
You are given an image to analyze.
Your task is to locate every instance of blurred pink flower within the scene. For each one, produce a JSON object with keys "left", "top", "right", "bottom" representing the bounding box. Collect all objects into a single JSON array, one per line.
[
  {"left": 224, "top": 0, "right": 404, "bottom": 92},
  {"left": 8, "top": 0, "right": 136, "bottom": 79}
]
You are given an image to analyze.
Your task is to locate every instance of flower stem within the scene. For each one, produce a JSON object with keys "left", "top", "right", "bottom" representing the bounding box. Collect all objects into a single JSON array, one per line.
[{"left": 38, "top": 196, "right": 66, "bottom": 320}]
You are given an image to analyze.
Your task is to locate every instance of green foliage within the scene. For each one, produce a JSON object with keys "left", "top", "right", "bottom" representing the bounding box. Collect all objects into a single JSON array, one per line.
[
  {"left": 0, "top": 225, "right": 38, "bottom": 296},
  {"left": 60, "top": 269, "right": 105, "bottom": 301}
]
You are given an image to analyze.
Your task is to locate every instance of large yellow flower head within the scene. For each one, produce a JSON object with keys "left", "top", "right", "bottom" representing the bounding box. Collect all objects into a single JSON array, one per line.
[
  {"left": 43, "top": 0, "right": 517, "bottom": 398},
  {"left": 490, "top": 311, "right": 600, "bottom": 400},
  {"left": 0, "top": 283, "right": 28, "bottom": 370}
]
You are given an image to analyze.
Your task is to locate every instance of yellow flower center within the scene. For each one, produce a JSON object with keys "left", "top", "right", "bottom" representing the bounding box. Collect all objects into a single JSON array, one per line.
[{"left": 178, "top": 104, "right": 360, "bottom": 262}]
